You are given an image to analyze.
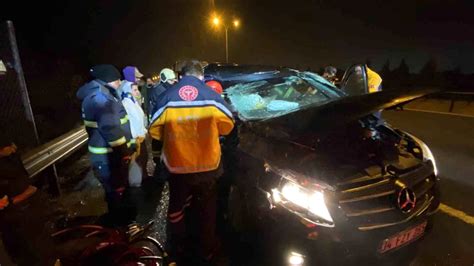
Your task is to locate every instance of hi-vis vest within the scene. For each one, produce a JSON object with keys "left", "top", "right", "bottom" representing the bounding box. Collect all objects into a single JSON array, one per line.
[
  {"left": 367, "top": 67, "right": 383, "bottom": 93},
  {"left": 149, "top": 76, "right": 234, "bottom": 174}
]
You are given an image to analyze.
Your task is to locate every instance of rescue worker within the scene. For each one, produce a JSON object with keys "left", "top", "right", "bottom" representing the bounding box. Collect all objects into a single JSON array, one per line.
[
  {"left": 0, "top": 141, "right": 56, "bottom": 265},
  {"left": 76, "top": 64, "right": 136, "bottom": 227},
  {"left": 366, "top": 66, "right": 383, "bottom": 93},
  {"left": 148, "top": 68, "right": 178, "bottom": 116},
  {"left": 364, "top": 65, "right": 383, "bottom": 120},
  {"left": 148, "top": 60, "right": 234, "bottom": 263},
  {"left": 149, "top": 68, "right": 178, "bottom": 184}
]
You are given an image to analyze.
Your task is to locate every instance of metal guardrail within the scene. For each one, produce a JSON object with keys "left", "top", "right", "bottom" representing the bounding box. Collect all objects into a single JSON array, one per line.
[{"left": 22, "top": 126, "right": 88, "bottom": 178}]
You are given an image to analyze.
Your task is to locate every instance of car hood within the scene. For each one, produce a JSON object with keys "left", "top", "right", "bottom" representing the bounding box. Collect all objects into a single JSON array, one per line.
[
  {"left": 261, "top": 88, "right": 436, "bottom": 132},
  {"left": 238, "top": 88, "right": 436, "bottom": 186}
]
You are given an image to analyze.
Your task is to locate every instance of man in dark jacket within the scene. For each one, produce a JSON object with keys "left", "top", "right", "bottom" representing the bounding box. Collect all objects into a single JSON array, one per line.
[
  {"left": 148, "top": 68, "right": 177, "bottom": 117},
  {"left": 76, "top": 64, "right": 136, "bottom": 226},
  {"left": 148, "top": 68, "right": 178, "bottom": 183}
]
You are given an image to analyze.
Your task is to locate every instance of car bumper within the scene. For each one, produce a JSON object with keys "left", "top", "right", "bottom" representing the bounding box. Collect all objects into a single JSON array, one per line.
[{"left": 256, "top": 186, "right": 439, "bottom": 263}]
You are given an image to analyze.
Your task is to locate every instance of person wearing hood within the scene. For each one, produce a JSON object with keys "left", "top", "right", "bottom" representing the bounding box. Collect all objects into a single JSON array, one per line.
[
  {"left": 76, "top": 64, "right": 136, "bottom": 226},
  {"left": 119, "top": 81, "right": 147, "bottom": 187},
  {"left": 123, "top": 66, "right": 145, "bottom": 105},
  {"left": 122, "top": 65, "right": 144, "bottom": 83}
]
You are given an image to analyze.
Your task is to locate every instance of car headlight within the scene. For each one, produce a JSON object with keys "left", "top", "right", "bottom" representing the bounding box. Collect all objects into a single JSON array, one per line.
[
  {"left": 272, "top": 179, "right": 333, "bottom": 225},
  {"left": 419, "top": 140, "right": 438, "bottom": 176},
  {"left": 405, "top": 133, "right": 438, "bottom": 176}
]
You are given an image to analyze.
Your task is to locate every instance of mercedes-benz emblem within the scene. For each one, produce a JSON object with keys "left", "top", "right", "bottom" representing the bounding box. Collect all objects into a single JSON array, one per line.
[{"left": 397, "top": 188, "right": 417, "bottom": 213}]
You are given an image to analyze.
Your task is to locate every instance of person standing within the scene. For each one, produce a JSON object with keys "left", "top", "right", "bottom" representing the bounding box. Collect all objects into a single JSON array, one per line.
[
  {"left": 119, "top": 81, "right": 148, "bottom": 187},
  {"left": 148, "top": 68, "right": 178, "bottom": 183},
  {"left": 148, "top": 68, "right": 177, "bottom": 117},
  {"left": 0, "top": 141, "right": 57, "bottom": 265},
  {"left": 122, "top": 65, "right": 144, "bottom": 83},
  {"left": 148, "top": 60, "right": 234, "bottom": 263},
  {"left": 366, "top": 66, "right": 383, "bottom": 93},
  {"left": 123, "top": 66, "right": 145, "bottom": 106},
  {"left": 76, "top": 64, "right": 136, "bottom": 226}
]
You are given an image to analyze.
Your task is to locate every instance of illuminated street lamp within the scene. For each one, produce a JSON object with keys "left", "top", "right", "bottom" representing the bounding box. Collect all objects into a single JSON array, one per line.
[{"left": 211, "top": 14, "right": 240, "bottom": 63}]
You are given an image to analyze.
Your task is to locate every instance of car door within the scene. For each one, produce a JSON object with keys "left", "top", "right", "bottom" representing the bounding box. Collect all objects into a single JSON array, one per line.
[{"left": 340, "top": 64, "right": 368, "bottom": 96}]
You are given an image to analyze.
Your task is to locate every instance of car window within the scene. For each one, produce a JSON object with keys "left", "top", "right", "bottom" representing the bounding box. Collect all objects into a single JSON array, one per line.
[
  {"left": 340, "top": 65, "right": 367, "bottom": 96},
  {"left": 227, "top": 74, "right": 340, "bottom": 120}
]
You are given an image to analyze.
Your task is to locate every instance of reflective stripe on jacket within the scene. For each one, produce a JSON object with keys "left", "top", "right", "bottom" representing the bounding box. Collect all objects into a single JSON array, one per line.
[
  {"left": 76, "top": 80, "right": 133, "bottom": 155},
  {"left": 149, "top": 76, "right": 234, "bottom": 174}
]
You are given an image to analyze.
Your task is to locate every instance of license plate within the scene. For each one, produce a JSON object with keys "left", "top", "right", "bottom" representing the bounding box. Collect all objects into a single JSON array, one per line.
[{"left": 378, "top": 221, "right": 427, "bottom": 254}]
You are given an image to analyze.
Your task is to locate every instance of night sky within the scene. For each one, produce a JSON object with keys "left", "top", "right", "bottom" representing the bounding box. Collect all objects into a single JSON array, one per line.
[{"left": 3, "top": 0, "right": 474, "bottom": 75}]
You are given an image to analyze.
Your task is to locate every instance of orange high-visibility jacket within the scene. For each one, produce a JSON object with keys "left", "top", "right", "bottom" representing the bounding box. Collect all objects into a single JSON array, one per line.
[
  {"left": 148, "top": 76, "right": 234, "bottom": 174},
  {"left": 367, "top": 67, "right": 383, "bottom": 93}
]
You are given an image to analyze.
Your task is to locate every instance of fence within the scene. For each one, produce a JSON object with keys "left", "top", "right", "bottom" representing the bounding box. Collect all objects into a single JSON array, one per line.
[{"left": 0, "top": 21, "right": 39, "bottom": 150}]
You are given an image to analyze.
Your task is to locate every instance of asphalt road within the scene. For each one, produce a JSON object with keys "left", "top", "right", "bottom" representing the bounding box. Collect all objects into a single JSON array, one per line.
[{"left": 383, "top": 110, "right": 474, "bottom": 266}]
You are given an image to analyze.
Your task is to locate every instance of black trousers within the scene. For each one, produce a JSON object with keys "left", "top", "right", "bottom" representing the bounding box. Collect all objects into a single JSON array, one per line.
[
  {"left": 91, "top": 154, "right": 137, "bottom": 227},
  {"left": 167, "top": 164, "right": 223, "bottom": 261}
]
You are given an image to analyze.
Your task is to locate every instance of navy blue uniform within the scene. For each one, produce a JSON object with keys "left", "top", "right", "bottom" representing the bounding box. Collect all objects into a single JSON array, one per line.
[
  {"left": 77, "top": 80, "right": 136, "bottom": 225},
  {"left": 148, "top": 81, "right": 173, "bottom": 119}
]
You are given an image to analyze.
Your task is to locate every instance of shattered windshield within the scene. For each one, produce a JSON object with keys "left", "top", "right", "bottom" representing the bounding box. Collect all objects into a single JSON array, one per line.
[{"left": 226, "top": 73, "right": 342, "bottom": 120}]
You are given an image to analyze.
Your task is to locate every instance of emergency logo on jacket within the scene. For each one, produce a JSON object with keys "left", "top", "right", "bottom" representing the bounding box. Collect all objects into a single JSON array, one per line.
[
  {"left": 178, "top": 86, "right": 199, "bottom": 101},
  {"left": 149, "top": 76, "right": 234, "bottom": 174}
]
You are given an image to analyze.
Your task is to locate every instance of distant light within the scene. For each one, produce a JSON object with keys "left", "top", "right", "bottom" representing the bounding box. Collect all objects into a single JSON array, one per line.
[
  {"left": 233, "top": 19, "right": 240, "bottom": 28},
  {"left": 212, "top": 17, "right": 220, "bottom": 26},
  {"left": 288, "top": 252, "right": 304, "bottom": 266}
]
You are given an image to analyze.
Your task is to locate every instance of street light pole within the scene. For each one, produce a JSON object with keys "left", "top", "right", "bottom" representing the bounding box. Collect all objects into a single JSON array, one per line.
[
  {"left": 211, "top": 15, "right": 239, "bottom": 63},
  {"left": 225, "top": 26, "right": 229, "bottom": 63}
]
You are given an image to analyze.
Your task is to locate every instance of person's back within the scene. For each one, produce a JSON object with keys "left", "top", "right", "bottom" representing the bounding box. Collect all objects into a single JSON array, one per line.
[
  {"left": 149, "top": 72, "right": 234, "bottom": 174},
  {"left": 148, "top": 60, "right": 234, "bottom": 264}
]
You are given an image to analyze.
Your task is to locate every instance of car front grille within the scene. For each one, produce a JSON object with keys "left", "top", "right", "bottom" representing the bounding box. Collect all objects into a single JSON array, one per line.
[{"left": 336, "top": 163, "right": 436, "bottom": 231}]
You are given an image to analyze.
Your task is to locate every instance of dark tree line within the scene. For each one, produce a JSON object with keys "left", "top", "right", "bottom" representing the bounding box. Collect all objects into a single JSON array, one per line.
[{"left": 375, "top": 58, "right": 474, "bottom": 92}]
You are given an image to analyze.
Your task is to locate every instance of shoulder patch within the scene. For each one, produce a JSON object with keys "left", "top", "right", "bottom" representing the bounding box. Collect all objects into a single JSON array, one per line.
[{"left": 178, "top": 86, "right": 199, "bottom": 101}]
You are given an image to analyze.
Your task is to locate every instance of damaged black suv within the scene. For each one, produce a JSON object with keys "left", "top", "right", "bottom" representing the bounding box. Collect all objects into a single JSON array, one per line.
[{"left": 205, "top": 64, "right": 440, "bottom": 265}]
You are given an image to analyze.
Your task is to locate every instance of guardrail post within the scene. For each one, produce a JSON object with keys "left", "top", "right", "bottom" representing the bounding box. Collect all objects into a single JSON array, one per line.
[{"left": 449, "top": 99, "right": 455, "bottom": 113}]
